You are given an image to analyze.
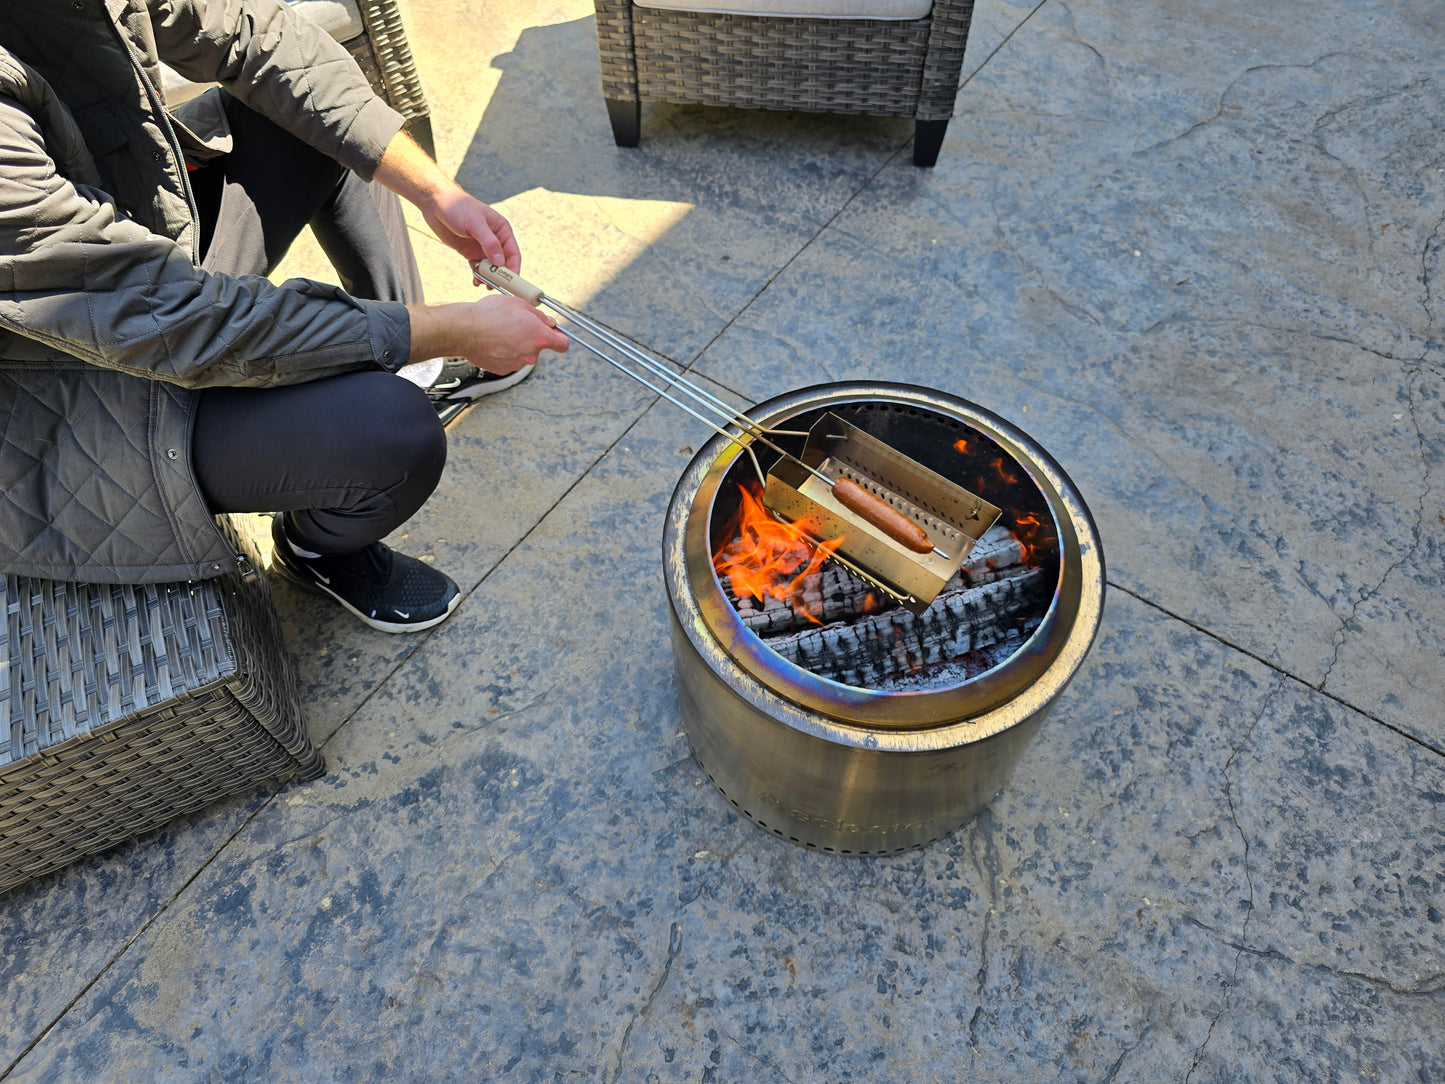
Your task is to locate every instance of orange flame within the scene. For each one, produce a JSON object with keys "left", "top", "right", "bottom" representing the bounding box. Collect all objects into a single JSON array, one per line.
[
  {"left": 953, "top": 437, "right": 971, "bottom": 454},
  {"left": 1010, "top": 510, "right": 1054, "bottom": 566},
  {"left": 991, "top": 457, "right": 1020, "bottom": 485},
  {"left": 713, "top": 483, "right": 843, "bottom": 622}
]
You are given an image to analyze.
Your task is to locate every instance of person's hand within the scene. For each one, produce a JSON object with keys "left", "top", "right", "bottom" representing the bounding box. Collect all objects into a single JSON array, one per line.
[
  {"left": 373, "top": 131, "right": 522, "bottom": 272},
  {"left": 406, "top": 294, "right": 569, "bottom": 374},
  {"left": 421, "top": 189, "right": 521, "bottom": 274}
]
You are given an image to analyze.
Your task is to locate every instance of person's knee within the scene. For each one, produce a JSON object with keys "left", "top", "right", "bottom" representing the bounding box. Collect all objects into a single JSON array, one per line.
[{"left": 349, "top": 372, "right": 447, "bottom": 493}]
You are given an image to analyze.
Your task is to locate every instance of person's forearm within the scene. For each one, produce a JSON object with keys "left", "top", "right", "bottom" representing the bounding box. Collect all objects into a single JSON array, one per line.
[
  {"left": 372, "top": 131, "right": 452, "bottom": 218},
  {"left": 405, "top": 303, "right": 457, "bottom": 363},
  {"left": 372, "top": 130, "right": 519, "bottom": 271}
]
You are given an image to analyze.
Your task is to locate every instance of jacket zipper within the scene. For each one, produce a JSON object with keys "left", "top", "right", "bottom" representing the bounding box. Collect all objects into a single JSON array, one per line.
[
  {"left": 110, "top": 7, "right": 250, "bottom": 582},
  {"left": 102, "top": 7, "right": 203, "bottom": 262}
]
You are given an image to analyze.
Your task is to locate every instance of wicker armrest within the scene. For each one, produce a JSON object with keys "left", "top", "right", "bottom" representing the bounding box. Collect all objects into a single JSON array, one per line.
[{"left": 351, "top": 0, "right": 435, "bottom": 156}]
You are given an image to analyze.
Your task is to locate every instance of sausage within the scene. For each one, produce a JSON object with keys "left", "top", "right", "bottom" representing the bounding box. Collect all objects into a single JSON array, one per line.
[{"left": 831, "top": 478, "right": 933, "bottom": 553}]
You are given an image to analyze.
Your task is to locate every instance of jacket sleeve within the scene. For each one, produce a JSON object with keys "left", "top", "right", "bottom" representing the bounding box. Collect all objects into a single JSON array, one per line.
[
  {"left": 148, "top": 0, "right": 405, "bottom": 180},
  {"left": 0, "top": 96, "right": 411, "bottom": 389}
]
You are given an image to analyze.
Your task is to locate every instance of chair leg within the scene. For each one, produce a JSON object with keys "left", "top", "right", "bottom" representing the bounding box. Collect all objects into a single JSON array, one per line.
[
  {"left": 913, "top": 119, "right": 949, "bottom": 167},
  {"left": 606, "top": 98, "right": 641, "bottom": 147}
]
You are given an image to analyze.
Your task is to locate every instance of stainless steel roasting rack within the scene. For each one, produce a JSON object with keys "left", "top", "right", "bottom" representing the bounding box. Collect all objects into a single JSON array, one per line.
[{"left": 471, "top": 262, "right": 1002, "bottom": 613}]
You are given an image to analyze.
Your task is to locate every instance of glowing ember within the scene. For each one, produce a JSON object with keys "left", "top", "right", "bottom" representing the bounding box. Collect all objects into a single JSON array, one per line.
[
  {"left": 713, "top": 483, "right": 843, "bottom": 622},
  {"left": 952, "top": 437, "right": 971, "bottom": 454}
]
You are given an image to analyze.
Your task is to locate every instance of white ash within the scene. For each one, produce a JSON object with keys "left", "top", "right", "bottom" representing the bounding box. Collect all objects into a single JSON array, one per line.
[{"left": 721, "top": 523, "right": 1050, "bottom": 691}]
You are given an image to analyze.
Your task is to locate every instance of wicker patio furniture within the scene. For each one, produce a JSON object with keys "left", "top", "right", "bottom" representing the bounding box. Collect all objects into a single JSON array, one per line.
[
  {"left": 0, "top": 517, "right": 321, "bottom": 896},
  {"left": 338, "top": 0, "right": 435, "bottom": 156},
  {"left": 593, "top": 0, "right": 977, "bottom": 166}
]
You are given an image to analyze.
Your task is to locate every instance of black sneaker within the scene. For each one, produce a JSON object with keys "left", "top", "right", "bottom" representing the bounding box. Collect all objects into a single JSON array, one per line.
[
  {"left": 426, "top": 357, "right": 534, "bottom": 424},
  {"left": 269, "top": 518, "right": 461, "bottom": 633}
]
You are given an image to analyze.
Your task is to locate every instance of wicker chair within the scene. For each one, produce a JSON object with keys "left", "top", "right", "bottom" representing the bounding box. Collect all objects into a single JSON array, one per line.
[
  {"left": 0, "top": 518, "right": 321, "bottom": 896},
  {"left": 339, "top": 0, "right": 435, "bottom": 157},
  {"left": 593, "top": 0, "right": 976, "bottom": 166},
  {"left": 161, "top": 0, "right": 434, "bottom": 157}
]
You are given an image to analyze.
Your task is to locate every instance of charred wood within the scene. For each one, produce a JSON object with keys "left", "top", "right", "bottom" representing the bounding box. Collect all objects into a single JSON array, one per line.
[
  {"left": 755, "top": 568, "right": 1050, "bottom": 688},
  {"left": 720, "top": 523, "right": 1050, "bottom": 689}
]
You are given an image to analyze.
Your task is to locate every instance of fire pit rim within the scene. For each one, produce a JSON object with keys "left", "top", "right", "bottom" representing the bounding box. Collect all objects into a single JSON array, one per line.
[{"left": 664, "top": 381, "right": 1105, "bottom": 732}]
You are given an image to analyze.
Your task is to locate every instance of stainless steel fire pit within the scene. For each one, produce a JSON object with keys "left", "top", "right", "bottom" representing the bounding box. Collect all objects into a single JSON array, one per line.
[{"left": 663, "top": 382, "right": 1105, "bottom": 855}]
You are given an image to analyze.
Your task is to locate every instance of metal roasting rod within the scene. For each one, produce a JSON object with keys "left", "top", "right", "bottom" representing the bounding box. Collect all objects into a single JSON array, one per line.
[
  {"left": 473, "top": 263, "right": 948, "bottom": 558},
  {"left": 474, "top": 265, "right": 836, "bottom": 484},
  {"left": 546, "top": 299, "right": 782, "bottom": 443},
  {"left": 547, "top": 304, "right": 840, "bottom": 494},
  {"left": 561, "top": 325, "right": 773, "bottom": 489}
]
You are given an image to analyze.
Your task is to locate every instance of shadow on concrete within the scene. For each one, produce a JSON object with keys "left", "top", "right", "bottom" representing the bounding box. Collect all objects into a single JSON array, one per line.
[
  {"left": 456, "top": 15, "right": 913, "bottom": 206},
  {"left": 447, "top": 16, "right": 915, "bottom": 358}
]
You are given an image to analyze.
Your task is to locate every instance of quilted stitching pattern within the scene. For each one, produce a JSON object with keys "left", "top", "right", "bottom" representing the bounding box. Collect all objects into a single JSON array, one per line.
[
  {"left": 0, "top": 1, "right": 408, "bottom": 584},
  {"left": 0, "top": 366, "right": 232, "bottom": 583}
]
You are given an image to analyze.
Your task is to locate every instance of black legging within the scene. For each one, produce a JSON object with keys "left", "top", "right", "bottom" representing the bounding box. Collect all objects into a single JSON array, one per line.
[
  {"left": 188, "top": 92, "right": 444, "bottom": 555},
  {"left": 192, "top": 372, "right": 446, "bottom": 556}
]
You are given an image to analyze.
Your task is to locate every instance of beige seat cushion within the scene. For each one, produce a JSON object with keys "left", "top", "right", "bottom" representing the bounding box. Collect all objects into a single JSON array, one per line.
[
  {"left": 636, "top": 0, "right": 933, "bottom": 19},
  {"left": 161, "top": 0, "right": 366, "bottom": 106}
]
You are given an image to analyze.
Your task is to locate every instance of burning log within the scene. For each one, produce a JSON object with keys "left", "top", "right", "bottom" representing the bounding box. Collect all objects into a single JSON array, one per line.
[
  {"left": 726, "top": 524, "right": 1030, "bottom": 635},
  {"left": 720, "top": 521, "right": 1053, "bottom": 690},
  {"left": 958, "top": 523, "right": 1029, "bottom": 584},
  {"left": 744, "top": 567, "right": 1050, "bottom": 689}
]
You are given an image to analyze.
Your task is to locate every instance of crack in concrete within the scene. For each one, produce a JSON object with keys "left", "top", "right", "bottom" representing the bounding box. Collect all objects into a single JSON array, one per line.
[
  {"left": 1306, "top": 76, "right": 1434, "bottom": 274},
  {"left": 953, "top": 0, "right": 1049, "bottom": 101},
  {"left": 979, "top": 183, "right": 1108, "bottom": 328},
  {"left": 1107, "top": 581, "right": 1445, "bottom": 759},
  {"left": 1051, "top": 0, "right": 1109, "bottom": 75},
  {"left": 1332, "top": 966, "right": 1445, "bottom": 997},
  {"left": 1138, "top": 313, "right": 1425, "bottom": 362},
  {"left": 1310, "top": 76, "right": 1434, "bottom": 146},
  {"left": 1317, "top": 210, "right": 1442, "bottom": 696},
  {"left": 719, "top": 1025, "right": 803, "bottom": 1084},
  {"left": 967, "top": 809, "right": 1003, "bottom": 1055},
  {"left": 1140, "top": 53, "right": 1360, "bottom": 155},
  {"left": 1184, "top": 672, "right": 1284, "bottom": 1083},
  {"left": 602, "top": 921, "right": 683, "bottom": 1084},
  {"left": 1177, "top": 913, "right": 1445, "bottom": 997},
  {"left": 1098, "top": 1022, "right": 1158, "bottom": 1084}
]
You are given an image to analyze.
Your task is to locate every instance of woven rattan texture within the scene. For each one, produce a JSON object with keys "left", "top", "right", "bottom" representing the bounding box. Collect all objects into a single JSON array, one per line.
[
  {"left": 596, "top": 0, "right": 974, "bottom": 121},
  {"left": 350, "top": 0, "right": 434, "bottom": 153},
  {"left": 0, "top": 517, "right": 321, "bottom": 895}
]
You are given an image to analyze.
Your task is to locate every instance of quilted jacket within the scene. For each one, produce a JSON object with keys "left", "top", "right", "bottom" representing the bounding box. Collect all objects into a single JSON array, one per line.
[{"left": 0, "top": 0, "right": 412, "bottom": 584}]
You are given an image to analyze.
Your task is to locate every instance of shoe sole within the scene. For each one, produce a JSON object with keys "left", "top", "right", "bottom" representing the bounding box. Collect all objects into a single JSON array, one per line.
[
  {"left": 270, "top": 553, "right": 460, "bottom": 634},
  {"left": 451, "top": 365, "right": 534, "bottom": 399},
  {"left": 433, "top": 363, "right": 535, "bottom": 418}
]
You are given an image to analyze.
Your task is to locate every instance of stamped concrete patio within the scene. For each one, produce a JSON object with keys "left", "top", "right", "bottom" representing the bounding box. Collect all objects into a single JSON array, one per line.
[{"left": 3, "top": 0, "right": 1442, "bottom": 1079}]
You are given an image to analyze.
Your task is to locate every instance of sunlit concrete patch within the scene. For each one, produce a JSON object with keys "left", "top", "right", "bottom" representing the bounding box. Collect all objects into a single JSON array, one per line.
[{"left": 486, "top": 188, "right": 695, "bottom": 311}]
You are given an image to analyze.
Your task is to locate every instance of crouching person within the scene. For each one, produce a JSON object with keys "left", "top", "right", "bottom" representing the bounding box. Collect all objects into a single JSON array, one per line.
[{"left": 0, "top": 0, "right": 567, "bottom": 631}]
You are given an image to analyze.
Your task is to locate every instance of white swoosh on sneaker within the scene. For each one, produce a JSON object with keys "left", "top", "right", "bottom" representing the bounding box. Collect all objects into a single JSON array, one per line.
[
  {"left": 395, "top": 609, "right": 410, "bottom": 619},
  {"left": 313, "top": 570, "right": 331, "bottom": 585}
]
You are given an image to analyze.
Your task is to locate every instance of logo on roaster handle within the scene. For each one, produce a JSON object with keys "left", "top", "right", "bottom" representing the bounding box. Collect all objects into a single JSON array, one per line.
[{"left": 472, "top": 262, "right": 512, "bottom": 288}]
